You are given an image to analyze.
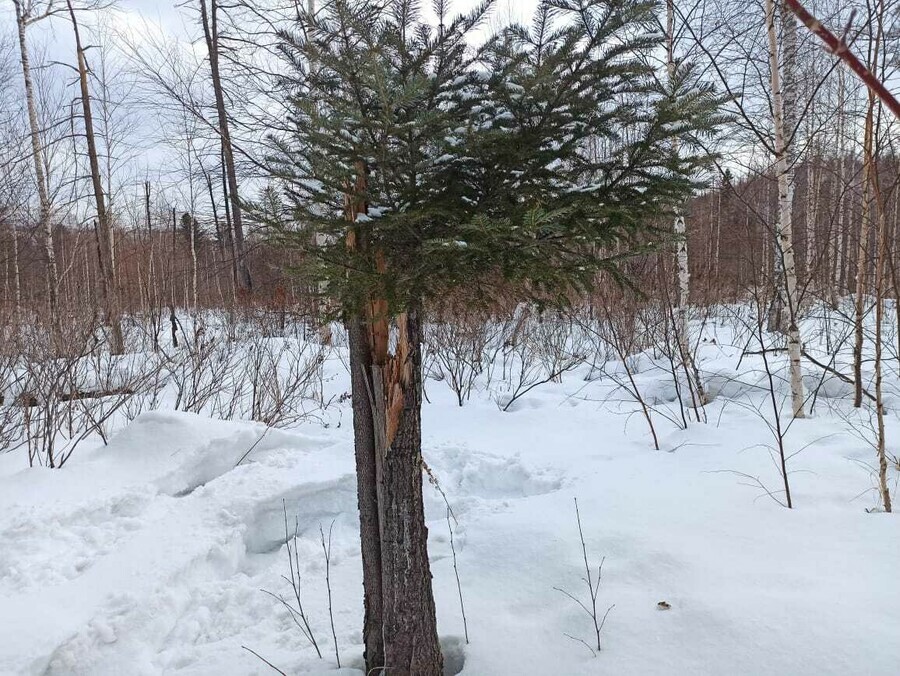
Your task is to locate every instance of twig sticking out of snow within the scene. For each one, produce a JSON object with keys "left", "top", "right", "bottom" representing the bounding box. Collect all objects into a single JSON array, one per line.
[
  {"left": 423, "top": 460, "right": 469, "bottom": 643},
  {"left": 260, "top": 500, "right": 322, "bottom": 658},
  {"left": 319, "top": 520, "right": 341, "bottom": 667},
  {"left": 446, "top": 507, "right": 469, "bottom": 644},
  {"left": 553, "top": 497, "right": 614, "bottom": 655},
  {"left": 241, "top": 645, "right": 288, "bottom": 675}
]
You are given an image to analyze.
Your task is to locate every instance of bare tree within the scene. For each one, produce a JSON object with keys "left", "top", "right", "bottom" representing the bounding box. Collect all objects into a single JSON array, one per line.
[
  {"left": 667, "top": 0, "right": 708, "bottom": 410},
  {"left": 11, "top": 0, "right": 61, "bottom": 333},
  {"left": 765, "top": 0, "right": 805, "bottom": 418},
  {"left": 198, "top": 0, "right": 251, "bottom": 293},
  {"left": 66, "top": 0, "right": 124, "bottom": 354}
]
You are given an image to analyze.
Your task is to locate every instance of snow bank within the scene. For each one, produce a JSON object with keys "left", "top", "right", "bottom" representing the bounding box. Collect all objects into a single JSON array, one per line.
[{"left": 1, "top": 319, "right": 899, "bottom": 675}]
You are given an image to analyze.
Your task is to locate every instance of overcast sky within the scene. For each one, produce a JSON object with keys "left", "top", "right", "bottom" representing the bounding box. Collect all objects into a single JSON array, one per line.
[{"left": 1, "top": 0, "right": 542, "bottom": 68}]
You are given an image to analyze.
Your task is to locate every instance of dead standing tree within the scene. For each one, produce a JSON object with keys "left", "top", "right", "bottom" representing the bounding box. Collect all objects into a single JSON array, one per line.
[
  {"left": 198, "top": 0, "right": 252, "bottom": 294},
  {"left": 66, "top": 0, "right": 124, "bottom": 354}
]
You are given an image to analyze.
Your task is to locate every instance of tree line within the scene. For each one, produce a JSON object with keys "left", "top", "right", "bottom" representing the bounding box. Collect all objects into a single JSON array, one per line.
[{"left": 2, "top": 0, "right": 899, "bottom": 673}]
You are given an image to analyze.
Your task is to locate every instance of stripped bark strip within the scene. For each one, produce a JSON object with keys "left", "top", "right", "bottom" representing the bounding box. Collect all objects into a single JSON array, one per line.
[{"left": 785, "top": 0, "right": 900, "bottom": 120}]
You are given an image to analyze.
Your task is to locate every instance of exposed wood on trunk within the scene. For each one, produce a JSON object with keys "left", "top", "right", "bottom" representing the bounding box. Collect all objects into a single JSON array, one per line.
[
  {"left": 373, "top": 308, "right": 443, "bottom": 676},
  {"left": 344, "top": 158, "right": 442, "bottom": 674},
  {"left": 344, "top": 164, "right": 386, "bottom": 673}
]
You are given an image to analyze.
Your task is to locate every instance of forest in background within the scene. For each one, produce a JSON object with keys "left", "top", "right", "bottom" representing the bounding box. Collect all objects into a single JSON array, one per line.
[{"left": 1, "top": 1, "right": 900, "bottom": 674}]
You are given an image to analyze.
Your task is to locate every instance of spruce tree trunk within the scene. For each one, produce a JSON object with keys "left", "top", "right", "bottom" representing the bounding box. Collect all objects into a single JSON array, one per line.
[
  {"left": 372, "top": 308, "right": 443, "bottom": 676},
  {"left": 347, "top": 300, "right": 442, "bottom": 675},
  {"left": 344, "top": 164, "right": 389, "bottom": 675},
  {"left": 343, "top": 158, "right": 441, "bottom": 670},
  {"left": 347, "top": 313, "right": 386, "bottom": 673}
]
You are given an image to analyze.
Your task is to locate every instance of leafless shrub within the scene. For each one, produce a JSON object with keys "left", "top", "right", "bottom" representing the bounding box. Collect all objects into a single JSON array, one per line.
[
  {"left": 493, "top": 313, "right": 585, "bottom": 412},
  {"left": 446, "top": 506, "right": 469, "bottom": 645},
  {"left": 554, "top": 498, "right": 614, "bottom": 657},
  {"left": 73, "top": 350, "right": 167, "bottom": 443},
  {"left": 261, "top": 501, "right": 322, "bottom": 659},
  {"left": 319, "top": 521, "right": 340, "bottom": 667},
  {"left": 209, "top": 335, "right": 327, "bottom": 426},
  {"left": 718, "top": 300, "right": 805, "bottom": 508},
  {"left": 7, "top": 312, "right": 162, "bottom": 467},
  {"left": 425, "top": 310, "right": 492, "bottom": 406},
  {"left": 164, "top": 326, "right": 239, "bottom": 413},
  {"left": 583, "top": 299, "right": 662, "bottom": 449}
]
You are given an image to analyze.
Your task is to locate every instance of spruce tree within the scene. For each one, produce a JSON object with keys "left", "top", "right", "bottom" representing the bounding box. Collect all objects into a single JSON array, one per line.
[{"left": 266, "top": 1, "right": 720, "bottom": 673}]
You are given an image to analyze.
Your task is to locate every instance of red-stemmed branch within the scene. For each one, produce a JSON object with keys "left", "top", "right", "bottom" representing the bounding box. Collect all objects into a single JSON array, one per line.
[{"left": 785, "top": 0, "right": 900, "bottom": 120}]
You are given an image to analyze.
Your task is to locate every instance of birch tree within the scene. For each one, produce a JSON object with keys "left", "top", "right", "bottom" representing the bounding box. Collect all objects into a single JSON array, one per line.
[
  {"left": 11, "top": 0, "right": 61, "bottom": 331},
  {"left": 765, "top": 0, "right": 805, "bottom": 418},
  {"left": 667, "top": 0, "right": 708, "bottom": 412}
]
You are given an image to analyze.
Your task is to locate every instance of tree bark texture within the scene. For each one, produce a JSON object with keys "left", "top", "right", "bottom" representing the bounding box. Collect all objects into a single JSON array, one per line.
[{"left": 766, "top": 0, "right": 806, "bottom": 418}]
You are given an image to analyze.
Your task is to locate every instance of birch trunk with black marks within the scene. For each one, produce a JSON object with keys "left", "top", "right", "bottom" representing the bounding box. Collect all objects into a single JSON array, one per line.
[
  {"left": 766, "top": 0, "right": 805, "bottom": 418},
  {"left": 13, "top": 0, "right": 59, "bottom": 334},
  {"left": 854, "top": 98, "right": 875, "bottom": 409},
  {"left": 780, "top": 0, "right": 799, "bottom": 277},
  {"left": 667, "top": 0, "right": 707, "bottom": 411},
  {"left": 872, "top": 173, "right": 892, "bottom": 513}
]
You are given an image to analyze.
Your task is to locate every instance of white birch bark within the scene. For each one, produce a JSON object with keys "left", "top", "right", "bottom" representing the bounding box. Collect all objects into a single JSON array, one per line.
[
  {"left": 873, "top": 173, "right": 892, "bottom": 512},
  {"left": 854, "top": 99, "right": 875, "bottom": 409},
  {"left": 765, "top": 0, "right": 805, "bottom": 418},
  {"left": 12, "top": 0, "right": 59, "bottom": 329},
  {"left": 833, "top": 66, "right": 846, "bottom": 298},
  {"left": 667, "top": 0, "right": 707, "bottom": 411}
]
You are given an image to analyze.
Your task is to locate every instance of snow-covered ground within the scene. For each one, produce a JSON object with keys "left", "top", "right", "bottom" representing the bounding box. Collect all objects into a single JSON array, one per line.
[{"left": 1, "top": 309, "right": 898, "bottom": 675}]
